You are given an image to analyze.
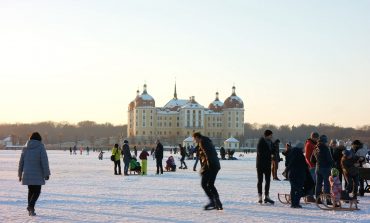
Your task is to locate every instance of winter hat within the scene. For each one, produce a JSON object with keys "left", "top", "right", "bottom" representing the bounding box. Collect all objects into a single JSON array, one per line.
[
  {"left": 264, "top": 129, "right": 273, "bottom": 137},
  {"left": 319, "top": 135, "right": 328, "bottom": 144},
  {"left": 311, "top": 132, "right": 320, "bottom": 139},
  {"left": 124, "top": 140, "right": 129, "bottom": 144},
  {"left": 331, "top": 168, "right": 339, "bottom": 177},
  {"left": 342, "top": 149, "right": 352, "bottom": 157},
  {"left": 352, "top": 140, "right": 362, "bottom": 147}
]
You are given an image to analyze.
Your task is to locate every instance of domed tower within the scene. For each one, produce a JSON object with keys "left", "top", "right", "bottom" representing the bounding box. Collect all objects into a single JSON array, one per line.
[
  {"left": 222, "top": 86, "right": 244, "bottom": 139},
  {"left": 208, "top": 92, "right": 224, "bottom": 112},
  {"left": 127, "top": 84, "right": 156, "bottom": 142}
]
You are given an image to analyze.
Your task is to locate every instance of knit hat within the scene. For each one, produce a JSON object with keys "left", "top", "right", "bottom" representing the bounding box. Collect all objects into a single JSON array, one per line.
[
  {"left": 331, "top": 168, "right": 339, "bottom": 177},
  {"left": 319, "top": 135, "right": 328, "bottom": 144},
  {"left": 311, "top": 132, "right": 319, "bottom": 139},
  {"left": 124, "top": 140, "right": 129, "bottom": 144}
]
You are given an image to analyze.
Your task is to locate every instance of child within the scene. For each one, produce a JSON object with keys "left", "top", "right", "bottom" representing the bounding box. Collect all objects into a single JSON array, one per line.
[
  {"left": 329, "top": 168, "right": 342, "bottom": 207},
  {"left": 98, "top": 150, "right": 104, "bottom": 160},
  {"left": 139, "top": 149, "right": 150, "bottom": 175}
]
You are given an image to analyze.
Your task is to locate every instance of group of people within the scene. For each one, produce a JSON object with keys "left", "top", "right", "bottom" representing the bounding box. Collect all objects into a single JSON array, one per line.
[
  {"left": 257, "top": 129, "right": 369, "bottom": 208},
  {"left": 19, "top": 129, "right": 368, "bottom": 217}
]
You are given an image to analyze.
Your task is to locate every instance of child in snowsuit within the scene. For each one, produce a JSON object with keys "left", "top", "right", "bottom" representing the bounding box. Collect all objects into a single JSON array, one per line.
[
  {"left": 139, "top": 149, "right": 150, "bottom": 175},
  {"left": 329, "top": 168, "right": 342, "bottom": 207}
]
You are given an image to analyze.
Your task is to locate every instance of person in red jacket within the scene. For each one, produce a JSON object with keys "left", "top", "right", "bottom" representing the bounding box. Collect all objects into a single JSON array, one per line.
[{"left": 304, "top": 132, "right": 319, "bottom": 202}]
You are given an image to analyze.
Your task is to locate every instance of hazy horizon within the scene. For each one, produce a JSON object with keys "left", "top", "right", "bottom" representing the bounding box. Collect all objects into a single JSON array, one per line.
[{"left": 1, "top": 1, "right": 369, "bottom": 128}]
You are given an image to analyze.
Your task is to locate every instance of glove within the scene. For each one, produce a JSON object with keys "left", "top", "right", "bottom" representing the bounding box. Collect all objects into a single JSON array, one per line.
[{"left": 45, "top": 176, "right": 50, "bottom": 180}]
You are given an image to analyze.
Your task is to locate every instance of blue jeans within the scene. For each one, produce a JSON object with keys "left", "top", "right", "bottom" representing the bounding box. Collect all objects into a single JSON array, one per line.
[
  {"left": 193, "top": 156, "right": 199, "bottom": 170},
  {"left": 315, "top": 167, "right": 331, "bottom": 197},
  {"left": 307, "top": 167, "right": 316, "bottom": 197}
]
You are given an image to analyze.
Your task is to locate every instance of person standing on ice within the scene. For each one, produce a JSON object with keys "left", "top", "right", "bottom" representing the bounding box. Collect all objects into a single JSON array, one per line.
[
  {"left": 155, "top": 140, "right": 164, "bottom": 174},
  {"left": 179, "top": 144, "right": 188, "bottom": 169},
  {"left": 193, "top": 132, "right": 223, "bottom": 210},
  {"left": 304, "top": 132, "right": 320, "bottom": 202},
  {"left": 18, "top": 132, "right": 51, "bottom": 216},
  {"left": 256, "top": 129, "right": 274, "bottom": 204},
  {"left": 121, "top": 140, "right": 132, "bottom": 176},
  {"left": 112, "top": 144, "right": 122, "bottom": 175}
]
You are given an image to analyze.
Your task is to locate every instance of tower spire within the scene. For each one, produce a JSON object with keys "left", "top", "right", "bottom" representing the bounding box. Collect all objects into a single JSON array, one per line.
[{"left": 174, "top": 81, "right": 178, "bottom": 99}]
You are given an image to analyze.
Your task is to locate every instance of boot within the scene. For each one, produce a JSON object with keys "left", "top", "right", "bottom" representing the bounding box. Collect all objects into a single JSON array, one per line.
[
  {"left": 204, "top": 200, "right": 216, "bottom": 210},
  {"left": 215, "top": 198, "right": 223, "bottom": 210},
  {"left": 258, "top": 194, "right": 262, "bottom": 204},
  {"left": 326, "top": 199, "right": 333, "bottom": 206},
  {"left": 27, "top": 207, "right": 36, "bottom": 216},
  {"left": 264, "top": 195, "right": 275, "bottom": 204}
]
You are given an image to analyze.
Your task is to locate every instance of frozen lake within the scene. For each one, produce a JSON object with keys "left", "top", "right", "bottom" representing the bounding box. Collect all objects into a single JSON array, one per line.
[{"left": 1, "top": 150, "right": 370, "bottom": 223}]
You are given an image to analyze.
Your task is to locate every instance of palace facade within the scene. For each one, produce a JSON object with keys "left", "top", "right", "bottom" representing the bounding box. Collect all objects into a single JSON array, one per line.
[{"left": 127, "top": 83, "right": 245, "bottom": 146}]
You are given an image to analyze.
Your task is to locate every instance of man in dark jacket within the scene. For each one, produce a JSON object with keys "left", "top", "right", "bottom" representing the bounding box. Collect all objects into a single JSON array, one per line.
[
  {"left": 121, "top": 140, "right": 132, "bottom": 176},
  {"left": 155, "top": 140, "right": 164, "bottom": 174},
  {"left": 256, "top": 130, "right": 274, "bottom": 204},
  {"left": 193, "top": 132, "right": 223, "bottom": 211},
  {"left": 313, "top": 135, "right": 334, "bottom": 204}
]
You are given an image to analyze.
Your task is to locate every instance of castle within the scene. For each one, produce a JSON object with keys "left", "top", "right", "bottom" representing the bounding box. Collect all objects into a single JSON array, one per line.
[{"left": 127, "top": 83, "right": 245, "bottom": 146}]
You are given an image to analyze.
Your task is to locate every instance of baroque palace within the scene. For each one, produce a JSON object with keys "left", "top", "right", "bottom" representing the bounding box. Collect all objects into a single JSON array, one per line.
[{"left": 127, "top": 83, "right": 244, "bottom": 146}]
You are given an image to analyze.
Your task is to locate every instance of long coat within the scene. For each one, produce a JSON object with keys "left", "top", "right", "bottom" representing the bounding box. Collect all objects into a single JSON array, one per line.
[
  {"left": 256, "top": 137, "right": 272, "bottom": 170},
  {"left": 122, "top": 144, "right": 132, "bottom": 162},
  {"left": 18, "top": 140, "right": 50, "bottom": 185},
  {"left": 198, "top": 136, "right": 220, "bottom": 175}
]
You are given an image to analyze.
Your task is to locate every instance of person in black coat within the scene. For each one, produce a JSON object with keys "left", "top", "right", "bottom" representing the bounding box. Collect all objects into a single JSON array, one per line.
[
  {"left": 179, "top": 144, "right": 188, "bottom": 169},
  {"left": 282, "top": 142, "right": 292, "bottom": 180},
  {"left": 312, "top": 135, "right": 334, "bottom": 204},
  {"left": 193, "top": 132, "right": 223, "bottom": 210},
  {"left": 121, "top": 140, "right": 132, "bottom": 176},
  {"left": 286, "top": 143, "right": 310, "bottom": 208},
  {"left": 256, "top": 130, "right": 274, "bottom": 204},
  {"left": 332, "top": 140, "right": 345, "bottom": 183},
  {"left": 271, "top": 139, "right": 281, "bottom": 181},
  {"left": 220, "top": 147, "right": 226, "bottom": 160},
  {"left": 155, "top": 140, "right": 164, "bottom": 174}
]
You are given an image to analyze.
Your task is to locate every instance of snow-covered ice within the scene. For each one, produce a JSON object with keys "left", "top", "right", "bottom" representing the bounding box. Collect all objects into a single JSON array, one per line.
[{"left": 1, "top": 150, "right": 370, "bottom": 223}]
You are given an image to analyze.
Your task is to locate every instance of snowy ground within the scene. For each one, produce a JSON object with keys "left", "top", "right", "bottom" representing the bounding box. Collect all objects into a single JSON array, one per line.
[{"left": 1, "top": 150, "right": 370, "bottom": 223}]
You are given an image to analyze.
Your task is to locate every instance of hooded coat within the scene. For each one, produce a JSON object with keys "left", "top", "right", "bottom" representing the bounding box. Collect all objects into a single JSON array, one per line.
[{"left": 18, "top": 140, "right": 50, "bottom": 185}]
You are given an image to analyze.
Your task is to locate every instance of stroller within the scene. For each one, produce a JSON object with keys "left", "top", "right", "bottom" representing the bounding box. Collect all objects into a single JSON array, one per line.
[{"left": 129, "top": 157, "right": 141, "bottom": 175}]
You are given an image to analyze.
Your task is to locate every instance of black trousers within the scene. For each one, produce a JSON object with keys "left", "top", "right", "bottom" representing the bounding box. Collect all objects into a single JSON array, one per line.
[
  {"left": 201, "top": 169, "right": 220, "bottom": 201},
  {"left": 180, "top": 156, "right": 187, "bottom": 168},
  {"left": 290, "top": 179, "right": 304, "bottom": 206},
  {"left": 28, "top": 185, "right": 41, "bottom": 209},
  {"left": 156, "top": 159, "right": 163, "bottom": 174},
  {"left": 257, "top": 168, "right": 271, "bottom": 196},
  {"left": 114, "top": 160, "right": 121, "bottom": 174}
]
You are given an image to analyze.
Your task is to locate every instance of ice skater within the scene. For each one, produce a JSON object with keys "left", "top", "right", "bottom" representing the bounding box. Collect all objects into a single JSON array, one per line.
[{"left": 193, "top": 132, "right": 223, "bottom": 210}]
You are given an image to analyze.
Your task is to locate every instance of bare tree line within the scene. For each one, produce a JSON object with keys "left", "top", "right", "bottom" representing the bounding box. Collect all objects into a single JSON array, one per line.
[{"left": 1, "top": 121, "right": 369, "bottom": 146}]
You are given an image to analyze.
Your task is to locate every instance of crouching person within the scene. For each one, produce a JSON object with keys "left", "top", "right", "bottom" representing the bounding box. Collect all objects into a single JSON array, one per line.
[{"left": 286, "top": 142, "right": 309, "bottom": 208}]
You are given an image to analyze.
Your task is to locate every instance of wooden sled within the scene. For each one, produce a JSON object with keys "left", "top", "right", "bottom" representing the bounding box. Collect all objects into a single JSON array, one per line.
[
  {"left": 316, "top": 194, "right": 360, "bottom": 211},
  {"left": 278, "top": 193, "right": 316, "bottom": 205}
]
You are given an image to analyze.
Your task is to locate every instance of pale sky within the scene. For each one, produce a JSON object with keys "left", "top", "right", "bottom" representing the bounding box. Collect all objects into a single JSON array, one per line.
[{"left": 1, "top": 0, "right": 369, "bottom": 127}]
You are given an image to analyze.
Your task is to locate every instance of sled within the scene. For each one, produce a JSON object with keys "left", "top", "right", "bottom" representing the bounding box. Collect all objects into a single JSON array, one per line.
[
  {"left": 315, "top": 194, "right": 360, "bottom": 211},
  {"left": 359, "top": 168, "right": 370, "bottom": 193},
  {"left": 277, "top": 194, "right": 315, "bottom": 205}
]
